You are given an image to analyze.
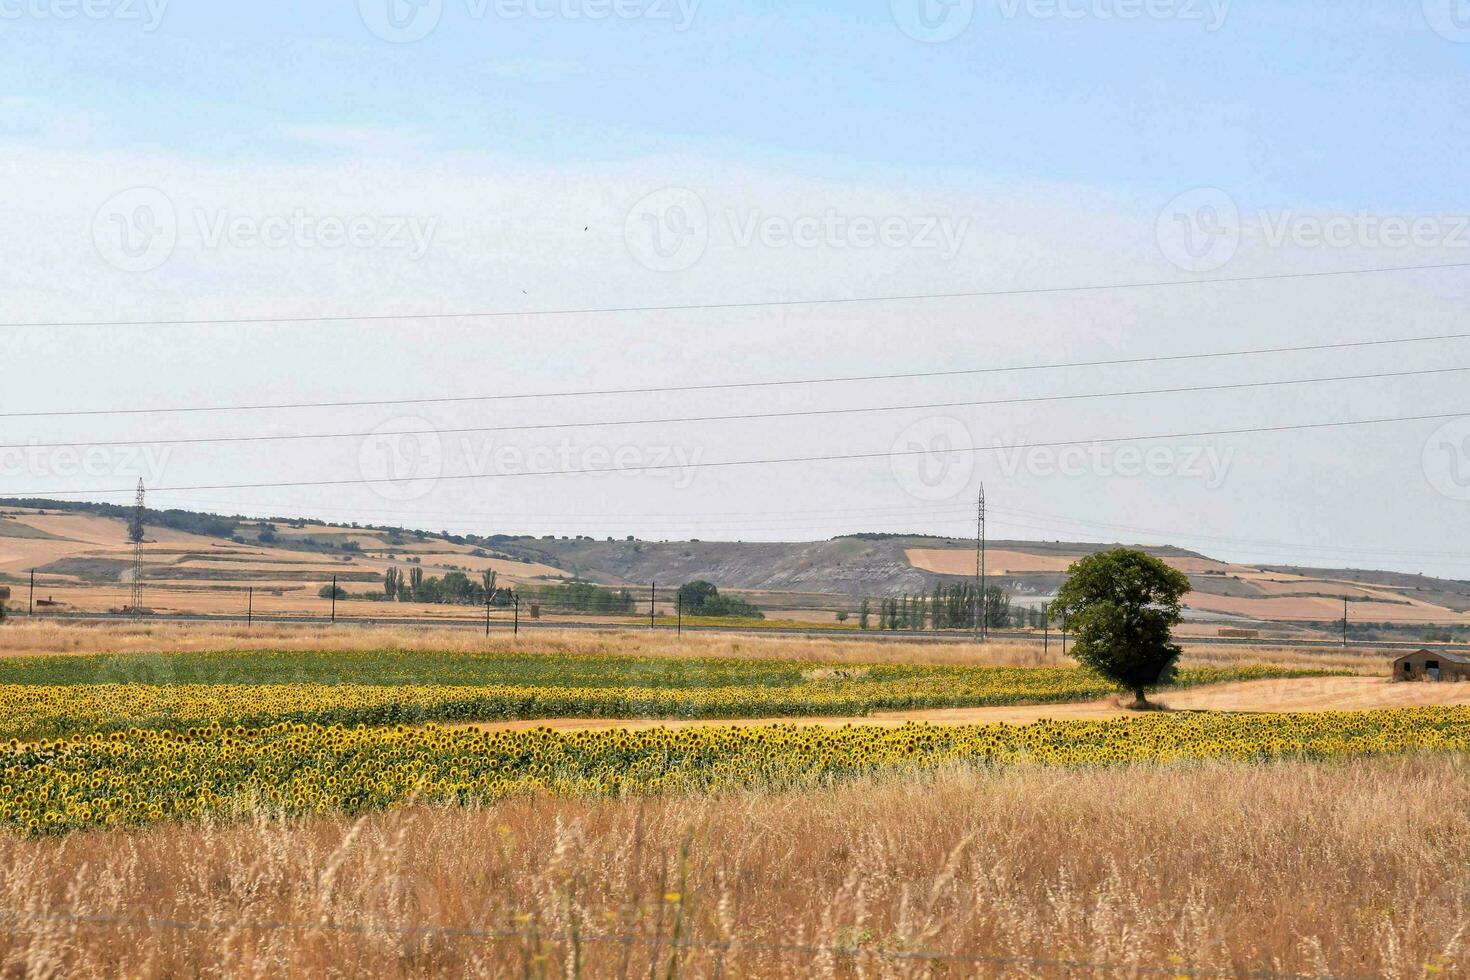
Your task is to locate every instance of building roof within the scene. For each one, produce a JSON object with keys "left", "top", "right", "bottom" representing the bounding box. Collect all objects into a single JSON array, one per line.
[{"left": 1394, "top": 649, "right": 1470, "bottom": 665}]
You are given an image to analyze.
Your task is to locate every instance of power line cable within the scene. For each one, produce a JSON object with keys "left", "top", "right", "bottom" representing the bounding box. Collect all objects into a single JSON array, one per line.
[
  {"left": 14, "top": 409, "right": 1467, "bottom": 497},
  {"left": 7, "top": 364, "right": 1463, "bottom": 452},
  {"left": 6, "top": 331, "right": 1469, "bottom": 420},
  {"left": 4, "top": 258, "right": 1467, "bottom": 330},
  {"left": 986, "top": 505, "right": 1470, "bottom": 561}
]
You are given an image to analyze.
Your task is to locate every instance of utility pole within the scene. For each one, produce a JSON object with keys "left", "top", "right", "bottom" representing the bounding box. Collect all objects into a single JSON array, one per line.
[
  {"left": 1043, "top": 604, "right": 1049, "bottom": 657},
  {"left": 677, "top": 590, "right": 683, "bottom": 638},
  {"left": 247, "top": 587, "right": 253, "bottom": 627},
  {"left": 485, "top": 589, "right": 492, "bottom": 637},
  {"left": 1342, "top": 597, "right": 1348, "bottom": 647},
  {"left": 28, "top": 569, "right": 34, "bottom": 617},
  {"left": 331, "top": 575, "right": 337, "bottom": 624},
  {"left": 513, "top": 593, "right": 520, "bottom": 636},
  {"left": 973, "top": 484, "right": 987, "bottom": 641},
  {"left": 650, "top": 581, "right": 656, "bottom": 629}
]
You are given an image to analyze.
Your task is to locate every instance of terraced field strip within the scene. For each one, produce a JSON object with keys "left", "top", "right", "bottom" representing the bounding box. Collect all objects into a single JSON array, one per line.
[{"left": 0, "top": 660, "right": 1329, "bottom": 741}]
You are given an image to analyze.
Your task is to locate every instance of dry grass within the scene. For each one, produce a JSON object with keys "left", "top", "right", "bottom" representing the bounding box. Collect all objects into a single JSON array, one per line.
[
  {"left": 0, "top": 619, "right": 1390, "bottom": 673},
  {"left": 1178, "top": 643, "right": 1390, "bottom": 675},
  {"left": 0, "top": 620, "right": 1058, "bottom": 667},
  {"left": 0, "top": 756, "right": 1465, "bottom": 977}
]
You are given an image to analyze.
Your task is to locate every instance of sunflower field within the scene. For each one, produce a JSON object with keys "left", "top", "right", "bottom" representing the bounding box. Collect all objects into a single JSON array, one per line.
[
  {"left": 0, "top": 662, "right": 1320, "bottom": 741},
  {"left": 0, "top": 646, "right": 1382, "bottom": 835},
  {"left": 5, "top": 707, "right": 1470, "bottom": 833}
]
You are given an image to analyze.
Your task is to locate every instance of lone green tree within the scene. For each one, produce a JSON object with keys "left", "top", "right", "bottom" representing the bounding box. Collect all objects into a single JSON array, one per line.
[
  {"left": 676, "top": 580, "right": 720, "bottom": 614},
  {"left": 1053, "top": 548, "right": 1191, "bottom": 708}
]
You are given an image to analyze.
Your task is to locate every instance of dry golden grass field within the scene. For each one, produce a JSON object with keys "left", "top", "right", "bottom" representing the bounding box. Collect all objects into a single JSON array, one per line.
[
  {"left": 0, "top": 618, "right": 1398, "bottom": 674},
  {"left": 1, "top": 758, "right": 1467, "bottom": 977},
  {"left": 0, "top": 507, "right": 568, "bottom": 621}
]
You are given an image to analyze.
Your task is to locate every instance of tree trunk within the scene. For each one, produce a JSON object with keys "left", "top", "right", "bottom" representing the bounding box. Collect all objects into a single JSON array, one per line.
[{"left": 1131, "top": 685, "right": 1149, "bottom": 710}]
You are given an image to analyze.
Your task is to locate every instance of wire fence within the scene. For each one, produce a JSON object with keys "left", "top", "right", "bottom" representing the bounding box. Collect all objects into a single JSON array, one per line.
[
  {"left": 6, "top": 573, "right": 1456, "bottom": 654},
  {"left": 0, "top": 574, "right": 1054, "bottom": 642}
]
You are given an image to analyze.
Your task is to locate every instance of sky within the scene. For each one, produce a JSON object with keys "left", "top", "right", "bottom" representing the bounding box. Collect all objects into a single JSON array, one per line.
[{"left": 3, "top": 0, "right": 1470, "bottom": 576}]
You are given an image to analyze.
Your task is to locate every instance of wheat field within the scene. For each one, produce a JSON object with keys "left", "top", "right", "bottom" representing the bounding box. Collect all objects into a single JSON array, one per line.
[
  {"left": 0, "top": 619, "right": 1386, "bottom": 673},
  {"left": 0, "top": 756, "right": 1463, "bottom": 977}
]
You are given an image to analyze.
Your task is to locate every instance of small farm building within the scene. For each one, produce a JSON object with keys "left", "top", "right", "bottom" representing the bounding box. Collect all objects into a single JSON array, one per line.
[{"left": 1392, "top": 649, "right": 1470, "bottom": 682}]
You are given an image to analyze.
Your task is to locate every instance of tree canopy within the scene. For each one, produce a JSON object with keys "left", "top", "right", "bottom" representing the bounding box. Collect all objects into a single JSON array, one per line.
[
  {"left": 676, "top": 581, "right": 763, "bottom": 619},
  {"left": 1053, "top": 548, "right": 1191, "bottom": 707}
]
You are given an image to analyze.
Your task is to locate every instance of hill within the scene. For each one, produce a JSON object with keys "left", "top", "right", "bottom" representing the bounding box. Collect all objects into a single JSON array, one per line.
[{"left": 1, "top": 498, "right": 1467, "bottom": 639}]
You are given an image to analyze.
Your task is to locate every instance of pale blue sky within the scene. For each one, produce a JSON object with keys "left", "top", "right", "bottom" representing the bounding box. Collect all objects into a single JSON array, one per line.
[
  {"left": 5, "top": 0, "right": 1470, "bottom": 576},
  {"left": 4, "top": 1, "right": 1467, "bottom": 207}
]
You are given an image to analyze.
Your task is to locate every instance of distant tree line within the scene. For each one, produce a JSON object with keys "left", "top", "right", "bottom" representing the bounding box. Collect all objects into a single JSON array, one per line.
[
  {"left": 335, "top": 569, "right": 642, "bottom": 614},
  {"left": 372, "top": 568, "right": 509, "bottom": 606},
  {"left": 836, "top": 532, "right": 955, "bottom": 542},
  {"left": 527, "top": 581, "right": 637, "bottom": 614},
  {"left": 676, "top": 581, "right": 764, "bottom": 619},
  {"left": 0, "top": 498, "right": 241, "bottom": 540},
  {"left": 859, "top": 584, "right": 1052, "bottom": 631}
]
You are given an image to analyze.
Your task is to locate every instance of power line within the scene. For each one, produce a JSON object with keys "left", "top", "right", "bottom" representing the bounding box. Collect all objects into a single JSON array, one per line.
[
  {"left": 6, "top": 330, "right": 1470, "bottom": 420},
  {"left": 7, "top": 364, "right": 1463, "bottom": 453},
  {"left": 986, "top": 505, "right": 1470, "bottom": 563},
  {"left": 14, "top": 409, "right": 1467, "bottom": 497},
  {"left": 132, "top": 495, "right": 985, "bottom": 522},
  {"left": 4, "top": 258, "right": 1467, "bottom": 331}
]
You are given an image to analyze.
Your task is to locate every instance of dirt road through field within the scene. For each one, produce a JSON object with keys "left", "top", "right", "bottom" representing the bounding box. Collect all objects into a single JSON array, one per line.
[{"left": 459, "top": 677, "right": 1470, "bottom": 733}]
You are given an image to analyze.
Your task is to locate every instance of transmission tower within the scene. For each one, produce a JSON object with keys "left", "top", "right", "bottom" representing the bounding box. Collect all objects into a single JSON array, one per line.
[
  {"left": 973, "top": 484, "right": 986, "bottom": 641},
  {"left": 130, "top": 479, "right": 144, "bottom": 617}
]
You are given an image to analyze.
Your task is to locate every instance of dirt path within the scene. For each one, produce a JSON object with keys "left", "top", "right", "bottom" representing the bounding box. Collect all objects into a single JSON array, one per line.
[{"left": 458, "top": 677, "right": 1470, "bottom": 733}]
